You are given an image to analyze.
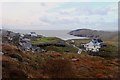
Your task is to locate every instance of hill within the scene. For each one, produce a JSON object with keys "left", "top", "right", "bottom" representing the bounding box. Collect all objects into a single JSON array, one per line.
[
  {"left": 1, "top": 44, "right": 119, "bottom": 78},
  {"left": 1, "top": 29, "right": 119, "bottom": 79},
  {"left": 69, "top": 29, "right": 118, "bottom": 41}
]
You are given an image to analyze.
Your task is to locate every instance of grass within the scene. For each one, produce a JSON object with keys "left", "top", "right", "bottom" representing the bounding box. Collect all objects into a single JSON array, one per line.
[
  {"left": 2, "top": 41, "right": 119, "bottom": 78},
  {"left": 67, "top": 39, "right": 91, "bottom": 47},
  {"left": 42, "top": 45, "right": 78, "bottom": 53},
  {"left": 86, "top": 44, "right": 118, "bottom": 59},
  {"left": 98, "top": 45, "right": 118, "bottom": 59},
  {"left": 2, "top": 50, "right": 119, "bottom": 78},
  {"left": 31, "top": 37, "right": 78, "bottom": 53},
  {"left": 43, "top": 59, "right": 76, "bottom": 78},
  {"left": 67, "top": 38, "right": 118, "bottom": 60},
  {"left": 32, "top": 37, "right": 61, "bottom": 44},
  {"left": 8, "top": 53, "right": 23, "bottom": 62}
]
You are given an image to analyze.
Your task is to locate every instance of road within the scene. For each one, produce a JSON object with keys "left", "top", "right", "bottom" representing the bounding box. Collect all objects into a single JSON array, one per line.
[
  {"left": 66, "top": 42, "right": 82, "bottom": 54},
  {"left": 72, "top": 44, "right": 82, "bottom": 54}
]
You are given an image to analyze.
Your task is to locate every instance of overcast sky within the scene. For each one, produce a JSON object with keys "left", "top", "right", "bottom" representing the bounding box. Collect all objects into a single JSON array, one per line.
[{"left": 2, "top": 2, "right": 118, "bottom": 31}]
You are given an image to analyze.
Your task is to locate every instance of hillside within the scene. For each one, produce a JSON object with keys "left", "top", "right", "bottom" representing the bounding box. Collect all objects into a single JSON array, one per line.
[
  {"left": 31, "top": 37, "right": 78, "bottom": 53},
  {"left": 1, "top": 29, "right": 119, "bottom": 79},
  {"left": 1, "top": 44, "right": 119, "bottom": 79},
  {"left": 69, "top": 29, "right": 118, "bottom": 40}
]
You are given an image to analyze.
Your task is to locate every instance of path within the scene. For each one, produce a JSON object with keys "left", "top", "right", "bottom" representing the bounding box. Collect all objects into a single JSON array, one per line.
[{"left": 66, "top": 42, "right": 82, "bottom": 54}]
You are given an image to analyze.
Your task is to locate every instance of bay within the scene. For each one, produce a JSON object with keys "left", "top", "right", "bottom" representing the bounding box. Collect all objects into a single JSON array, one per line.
[{"left": 12, "top": 30, "right": 87, "bottom": 40}]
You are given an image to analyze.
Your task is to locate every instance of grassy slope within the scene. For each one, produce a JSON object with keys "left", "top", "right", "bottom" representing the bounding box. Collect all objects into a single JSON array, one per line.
[
  {"left": 32, "top": 37, "right": 61, "bottom": 44},
  {"left": 67, "top": 39, "right": 91, "bottom": 47},
  {"left": 1, "top": 44, "right": 119, "bottom": 78},
  {"left": 32, "top": 37, "right": 78, "bottom": 53},
  {"left": 69, "top": 29, "right": 118, "bottom": 41},
  {"left": 67, "top": 38, "right": 118, "bottom": 59},
  {"left": 42, "top": 46, "right": 78, "bottom": 53}
]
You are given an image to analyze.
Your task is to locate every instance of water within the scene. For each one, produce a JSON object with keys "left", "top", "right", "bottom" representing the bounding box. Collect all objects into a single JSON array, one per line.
[{"left": 12, "top": 30, "right": 87, "bottom": 40}]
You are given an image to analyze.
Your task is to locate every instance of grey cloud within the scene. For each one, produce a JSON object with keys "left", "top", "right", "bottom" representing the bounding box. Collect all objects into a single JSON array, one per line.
[
  {"left": 58, "top": 6, "right": 112, "bottom": 16},
  {"left": 40, "top": 3, "right": 46, "bottom": 6}
]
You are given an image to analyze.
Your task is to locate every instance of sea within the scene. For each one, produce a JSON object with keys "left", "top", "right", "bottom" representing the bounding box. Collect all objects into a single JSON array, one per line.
[{"left": 12, "top": 30, "right": 87, "bottom": 40}]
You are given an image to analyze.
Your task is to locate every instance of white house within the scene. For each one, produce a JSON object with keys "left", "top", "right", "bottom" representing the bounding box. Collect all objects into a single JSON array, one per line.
[
  {"left": 84, "top": 39, "right": 103, "bottom": 52},
  {"left": 28, "top": 32, "right": 37, "bottom": 37}
]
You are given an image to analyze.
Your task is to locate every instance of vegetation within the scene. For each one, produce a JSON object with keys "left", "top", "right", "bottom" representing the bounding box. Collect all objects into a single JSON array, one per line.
[
  {"left": 97, "top": 39, "right": 118, "bottom": 59},
  {"left": 31, "top": 37, "right": 78, "bottom": 53},
  {"left": 2, "top": 44, "right": 119, "bottom": 78},
  {"left": 42, "top": 45, "right": 78, "bottom": 53},
  {"left": 97, "top": 45, "right": 118, "bottom": 59},
  {"left": 32, "top": 37, "right": 61, "bottom": 44},
  {"left": 1, "top": 29, "right": 119, "bottom": 79},
  {"left": 67, "top": 38, "right": 118, "bottom": 60},
  {"left": 8, "top": 53, "right": 23, "bottom": 62},
  {"left": 67, "top": 39, "right": 90, "bottom": 47},
  {"left": 43, "top": 59, "right": 76, "bottom": 78},
  {"left": 69, "top": 29, "right": 118, "bottom": 40}
]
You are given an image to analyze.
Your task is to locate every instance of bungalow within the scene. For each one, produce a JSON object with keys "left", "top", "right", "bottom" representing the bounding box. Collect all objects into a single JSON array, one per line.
[
  {"left": 28, "top": 32, "right": 37, "bottom": 37},
  {"left": 84, "top": 39, "right": 103, "bottom": 52},
  {"left": 22, "top": 32, "right": 38, "bottom": 41}
]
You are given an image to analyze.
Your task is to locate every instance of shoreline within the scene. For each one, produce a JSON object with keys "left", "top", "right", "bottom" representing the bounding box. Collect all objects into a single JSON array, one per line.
[{"left": 11, "top": 29, "right": 89, "bottom": 40}]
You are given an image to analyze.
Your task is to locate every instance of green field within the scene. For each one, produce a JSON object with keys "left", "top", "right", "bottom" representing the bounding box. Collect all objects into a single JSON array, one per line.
[
  {"left": 32, "top": 37, "right": 61, "bottom": 44},
  {"left": 31, "top": 37, "right": 78, "bottom": 53},
  {"left": 42, "top": 46, "right": 78, "bottom": 53},
  {"left": 67, "top": 39, "right": 91, "bottom": 47}
]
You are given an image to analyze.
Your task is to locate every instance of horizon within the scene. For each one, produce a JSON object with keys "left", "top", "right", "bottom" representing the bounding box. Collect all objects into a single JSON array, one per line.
[{"left": 0, "top": 28, "right": 119, "bottom": 32}]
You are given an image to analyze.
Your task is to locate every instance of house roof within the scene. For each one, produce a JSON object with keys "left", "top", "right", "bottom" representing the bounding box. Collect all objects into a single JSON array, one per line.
[
  {"left": 86, "top": 39, "right": 102, "bottom": 46},
  {"left": 92, "top": 39, "right": 103, "bottom": 43}
]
